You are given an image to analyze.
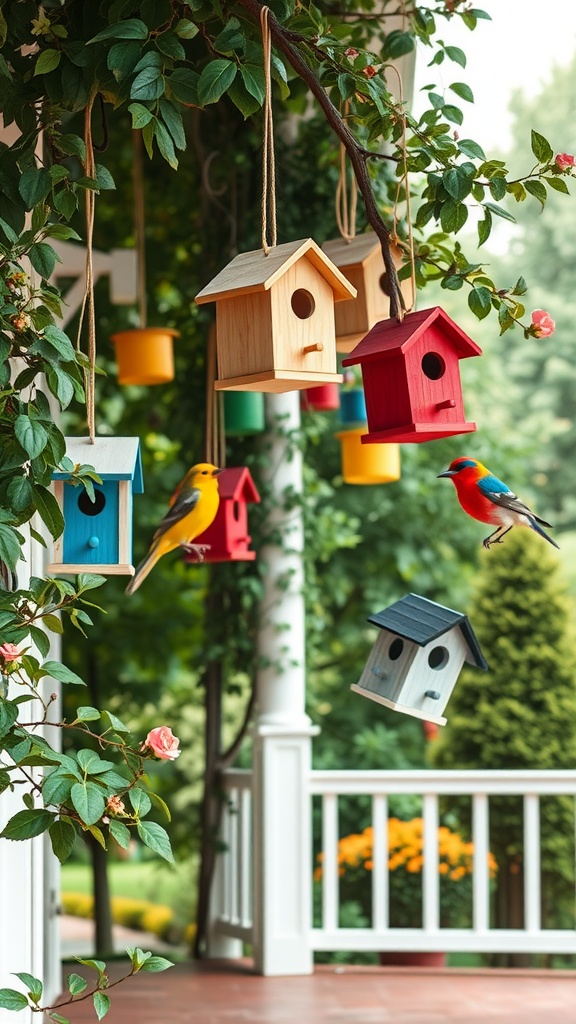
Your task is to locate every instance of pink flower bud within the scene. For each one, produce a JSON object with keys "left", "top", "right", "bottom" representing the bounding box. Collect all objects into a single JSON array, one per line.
[
  {"left": 143, "top": 726, "right": 181, "bottom": 761},
  {"left": 531, "top": 309, "right": 555, "bottom": 338},
  {"left": 0, "top": 643, "right": 22, "bottom": 663},
  {"left": 362, "top": 65, "right": 377, "bottom": 78},
  {"left": 555, "top": 153, "right": 575, "bottom": 172},
  {"left": 344, "top": 47, "right": 359, "bottom": 59}
]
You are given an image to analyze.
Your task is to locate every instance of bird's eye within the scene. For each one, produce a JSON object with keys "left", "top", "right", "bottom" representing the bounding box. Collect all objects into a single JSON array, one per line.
[{"left": 201, "top": 470, "right": 208, "bottom": 475}]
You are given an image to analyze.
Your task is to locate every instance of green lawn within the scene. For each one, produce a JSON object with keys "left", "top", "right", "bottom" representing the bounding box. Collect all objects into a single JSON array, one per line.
[{"left": 61, "top": 858, "right": 197, "bottom": 915}]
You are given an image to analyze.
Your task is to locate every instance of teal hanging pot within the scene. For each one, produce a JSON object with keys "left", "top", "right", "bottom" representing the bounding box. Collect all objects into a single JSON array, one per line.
[
  {"left": 339, "top": 387, "right": 366, "bottom": 425},
  {"left": 223, "top": 391, "right": 265, "bottom": 437}
]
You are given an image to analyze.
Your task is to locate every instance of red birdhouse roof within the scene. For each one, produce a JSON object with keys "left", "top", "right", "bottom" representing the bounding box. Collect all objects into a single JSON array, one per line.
[
  {"left": 342, "top": 306, "right": 482, "bottom": 367},
  {"left": 217, "top": 466, "right": 261, "bottom": 504}
]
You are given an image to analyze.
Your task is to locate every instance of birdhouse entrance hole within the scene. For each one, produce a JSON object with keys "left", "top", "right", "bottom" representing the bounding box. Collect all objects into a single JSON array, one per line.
[
  {"left": 428, "top": 645, "right": 449, "bottom": 670},
  {"left": 233, "top": 500, "right": 241, "bottom": 522},
  {"left": 421, "top": 352, "right": 446, "bottom": 380},
  {"left": 388, "top": 638, "right": 404, "bottom": 661},
  {"left": 378, "top": 272, "right": 390, "bottom": 296},
  {"left": 291, "top": 289, "right": 315, "bottom": 319},
  {"left": 78, "top": 488, "right": 106, "bottom": 517}
]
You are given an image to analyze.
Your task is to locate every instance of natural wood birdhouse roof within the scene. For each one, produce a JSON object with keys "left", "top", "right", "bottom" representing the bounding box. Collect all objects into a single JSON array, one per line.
[
  {"left": 52, "top": 436, "right": 144, "bottom": 492},
  {"left": 368, "top": 593, "right": 488, "bottom": 670},
  {"left": 322, "top": 231, "right": 385, "bottom": 269},
  {"left": 195, "top": 238, "right": 356, "bottom": 304},
  {"left": 342, "top": 306, "right": 482, "bottom": 366}
]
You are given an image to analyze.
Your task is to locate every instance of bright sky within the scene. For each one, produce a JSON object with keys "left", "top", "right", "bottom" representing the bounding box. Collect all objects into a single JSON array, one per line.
[{"left": 413, "top": 0, "right": 576, "bottom": 148}]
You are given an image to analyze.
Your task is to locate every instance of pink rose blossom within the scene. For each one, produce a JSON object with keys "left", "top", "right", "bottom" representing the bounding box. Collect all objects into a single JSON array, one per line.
[
  {"left": 555, "top": 153, "right": 575, "bottom": 172},
  {"left": 0, "top": 643, "right": 22, "bottom": 663},
  {"left": 531, "top": 309, "right": 555, "bottom": 338},
  {"left": 144, "top": 726, "right": 181, "bottom": 761}
]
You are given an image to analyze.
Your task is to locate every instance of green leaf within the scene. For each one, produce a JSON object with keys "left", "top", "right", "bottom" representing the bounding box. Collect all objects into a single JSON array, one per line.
[
  {"left": 0, "top": 809, "right": 54, "bottom": 840},
  {"left": 226, "top": 77, "right": 261, "bottom": 119},
  {"left": 442, "top": 104, "right": 463, "bottom": 126},
  {"left": 89, "top": 19, "right": 148, "bottom": 43},
  {"left": 525, "top": 179, "right": 547, "bottom": 207},
  {"left": 197, "top": 59, "right": 237, "bottom": 106},
  {"left": 155, "top": 31, "right": 185, "bottom": 60},
  {"left": 14, "top": 415, "right": 48, "bottom": 460},
  {"left": 77, "top": 749, "right": 115, "bottom": 773},
  {"left": 18, "top": 168, "right": 52, "bottom": 207},
  {"left": 43, "top": 768, "right": 75, "bottom": 805},
  {"left": 468, "top": 286, "right": 492, "bottom": 320},
  {"left": 33, "top": 485, "right": 65, "bottom": 541},
  {"left": 34, "top": 49, "right": 61, "bottom": 76},
  {"left": 442, "top": 167, "right": 472, "bottom": 201},
  {"left": 440, "top": 199, "right": 468, "bottom": 233},
  {"left": 29, "top": 242, "right": 59, "bottom": 279},
  {"left": 139, "top": 955, "right": 174, "bottom": 972},
  {"left": 444, "top": 45, "right": 466, "bottom": 67},
  {"left": 130, "top": 788, "right": 152, "bottom": 816},
  {"left": 154, "top": 120, "right": 178, "bottom": 169},
  {"left": 49, "top": 819, "right": 77, "bottom": 863},
  {"left": 109, "top": 819, "right": 131, "bottom": 849},
  {"left": 545, "top": 175, "right": 570, "bottom": 194},
  {"left": 6, "top": 475, "right": 33, "bottom": 514},
  {"left": 0, "top": 989, "right": 29, "bottom": 1011},
  {"left": 131, "top": 66, "right": 164, "bottom": 102},
  {"left": 46, "top": 364, "right": 75, "bottom": 409},
  {"left": 488, "top": 176, "right": 507, "bottom": 201},
  {"left": 128, "top": 102, "right": 154, "bottom": 129},
  {"left": 174, "top": 18, "right": 199, "bottom": 39},
  {"left": 42, "top": 324, "right": 77, "bottom": 361},
  {"left": 67, "top": 973, "right": 88, "bottom": 996},
  {"left": 240, "top": 64, "right": 265, "bottom": 105},
  {"left": 49, "top": 1013, "right": 71, "bottom": 1024},
  {"left": 76, "top": 706, "right": 101, "bottom": 722},
  {"left": 0, "top": 700, "right": 18, "bottom": 740},
  {"left": 512, "top": 276, "right": 527, "bottom": 295},
  {"left": 158, "top": 99, "right": 186, "bottom": 149},
  {"left": 42, "top": 614, "right": 64, "bottom": 634},
  {"left": 101, "top": 710, "right": 130, "bottom": 734},
  {"left": 13, "top": 973, "right": 42, "bottom": 1003},
  {"left": 42, "top": 661, "right": 85, "bottom": 686},
  {"left": 0, "top": 524, "right": 22, "bottom": 572},
  {"left": 71, "top": 781, "right": 106, "bottom": 826},
  {"left": 531, "top": 129, "right": 553, "bottom": 165},
  {"left": 136, "top": 820, "right": 174, "bottom": 862},
  {"left": 482, "top": 201, "right": 516, "bottom": 224},
  {"left": 93, "top": 991, "right": 111, "bottom": 1021},
  {"left": 148, "top": 790, "right": 172, "bottom": 822},
  {"left": 168, "top": 68, "right": 199, "bottom": 105},
  {"left": 449, "top": 81, "right": 474, "bottom": 102},
  {"left": 29, "top": 625, "right": 51, "bottom": 658}
]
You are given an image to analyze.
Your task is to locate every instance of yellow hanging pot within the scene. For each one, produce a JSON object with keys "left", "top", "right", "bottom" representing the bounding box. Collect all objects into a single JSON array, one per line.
[
  {"left": 111, "top": 327, "right": 180, "bottom": 385},
  {"left": 335, "top": 427, "right": 400, "bottom": 485}
]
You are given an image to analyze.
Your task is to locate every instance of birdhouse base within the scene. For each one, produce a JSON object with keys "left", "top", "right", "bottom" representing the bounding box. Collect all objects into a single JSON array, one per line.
[
  {"left": 350, "top": 684, "right": 447, "bottom": 726},
  {"left": 360, "top": 421, "right": 477, "bottom": 445},
  {"left": 214, "top": 370, "right": 343, "bottom": 393},
  {"left": 47, "top": 563, "right": 135, "bottom": 576},
  {"left": 336, "top": 331, "right": 367, "bottom": 354}
]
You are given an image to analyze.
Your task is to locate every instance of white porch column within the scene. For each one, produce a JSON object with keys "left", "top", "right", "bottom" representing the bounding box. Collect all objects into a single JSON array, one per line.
[{"left": 251, "top": 392, "right": 317, "bottom": 976}]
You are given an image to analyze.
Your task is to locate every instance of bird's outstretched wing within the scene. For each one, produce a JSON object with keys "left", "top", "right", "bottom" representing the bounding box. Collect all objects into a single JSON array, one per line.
[
  {"left": 478, "top": 475, "right": 553, "bottom": 527},
  {"left": 152, "top": 486, "right": 202, "bottom": 542}
]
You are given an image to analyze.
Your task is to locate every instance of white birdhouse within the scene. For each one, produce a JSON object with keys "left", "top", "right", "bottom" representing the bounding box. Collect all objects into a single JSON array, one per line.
[{"left": 351, "top": 593, "right": 487, "bottom": 725}]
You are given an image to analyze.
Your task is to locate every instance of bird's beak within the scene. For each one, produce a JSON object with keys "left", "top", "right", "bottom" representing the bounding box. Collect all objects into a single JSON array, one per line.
[
  {"left": 212, "top": 468, "right": 224, "bottom": 476},
  {"left": 437, "top": 469, "right": 455, "bottom": 478}
]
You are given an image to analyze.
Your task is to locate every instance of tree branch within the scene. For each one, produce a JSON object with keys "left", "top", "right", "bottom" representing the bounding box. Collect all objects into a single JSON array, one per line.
[{"left": 236, "top": 0, "right": 406, "bottom": 319}]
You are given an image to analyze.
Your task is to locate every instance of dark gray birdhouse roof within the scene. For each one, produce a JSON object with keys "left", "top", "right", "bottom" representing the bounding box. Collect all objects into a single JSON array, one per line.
[{"left": 368, "top": 593, "right": 488, "bottom": 670}]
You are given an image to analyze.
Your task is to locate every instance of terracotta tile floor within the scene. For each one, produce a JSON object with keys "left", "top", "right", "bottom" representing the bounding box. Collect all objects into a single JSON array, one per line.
[{"left": 58, "top": 960, "right": 576, "bottom": 1024}]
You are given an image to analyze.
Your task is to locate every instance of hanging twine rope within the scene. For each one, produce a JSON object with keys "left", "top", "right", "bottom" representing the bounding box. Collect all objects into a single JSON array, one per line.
[
  {"left": 387, "top": 63, "right": 416, "bottom": 318},
  {"left": 205, "top": 323, "right": 225, "bottom": 468},
  {"left": 335, "top": 102, "right": 358, "bottom": 242},
  {"left": 260, "top": 6, "right": 277, "bottom": 255},
  {"left": 76, "top": 98, "right": 97, "bottom": 443},
  {"left": 133, "top": 129, "right": 147, "bottom": 328}
]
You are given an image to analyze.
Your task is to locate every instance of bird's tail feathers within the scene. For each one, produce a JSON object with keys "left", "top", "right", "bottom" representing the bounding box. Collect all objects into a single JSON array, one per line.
[
  {"left": 528, "top": 516, "right": 559, "bottom": 549},
  {"left": 532, "top": 513, "right": 554, "bottom": 529},
  {"left": 125, "top": 543, "right": 161, "bottom": 596}
]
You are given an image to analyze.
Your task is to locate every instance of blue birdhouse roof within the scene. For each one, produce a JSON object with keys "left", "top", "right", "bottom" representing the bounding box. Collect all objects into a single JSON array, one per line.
[
  {"left": 52, "top": 437, "right": 144, "bottom": 493},
  {"left": 368, "top": 593, "right": 488, "bottom": 670}
]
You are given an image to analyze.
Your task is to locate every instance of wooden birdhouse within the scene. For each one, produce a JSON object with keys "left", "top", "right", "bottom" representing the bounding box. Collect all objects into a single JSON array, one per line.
[
  {"left": 195, "top": 239, "right": 356, "bottom": 393},
  {"left": 351, "top": 593, "right": 487, "bottom": 725},
  {"left": 185, "top": 466, "right": 260, "bottom": 563},
  {"left": 47, "top": 437, "right": 143, "bottom": 576},
  {"left": 342, "top": 306, "right": 482, "bottom": 444},
  {"left": 322, "top": 232, "right": 410, "bottom": 353}
]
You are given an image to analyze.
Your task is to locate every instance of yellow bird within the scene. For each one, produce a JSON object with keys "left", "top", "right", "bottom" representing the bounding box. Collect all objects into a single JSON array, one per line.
[{"left": 126, "top": 462, "right": 222, "bottom": 596}]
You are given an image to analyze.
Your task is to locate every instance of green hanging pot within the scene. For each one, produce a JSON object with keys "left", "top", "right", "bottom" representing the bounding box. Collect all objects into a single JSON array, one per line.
[{"left": 223, "top": 391, "right": 265, "bottom": 437}]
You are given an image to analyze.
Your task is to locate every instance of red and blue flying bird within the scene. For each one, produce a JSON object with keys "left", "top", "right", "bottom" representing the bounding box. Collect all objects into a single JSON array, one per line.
[{"left": 437, "top": 456, "right": 559, "bottom": 550}]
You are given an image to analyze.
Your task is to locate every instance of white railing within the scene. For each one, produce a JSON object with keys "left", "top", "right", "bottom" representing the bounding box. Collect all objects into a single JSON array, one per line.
[{"left": 215, "top": 769, "right": 576, "bottom": 955}]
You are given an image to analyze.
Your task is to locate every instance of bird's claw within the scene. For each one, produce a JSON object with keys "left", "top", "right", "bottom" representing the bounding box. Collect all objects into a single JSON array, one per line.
[{"left": 181, "top": 542, "right": 211, "bottom": 561}]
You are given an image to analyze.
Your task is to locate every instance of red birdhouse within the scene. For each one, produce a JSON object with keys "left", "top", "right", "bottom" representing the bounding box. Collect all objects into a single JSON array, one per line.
[
  {"left": 185, "top": 466, "right": 260, "bottom": 563},
  {"left": 342, "top": 306, "right": 482, "bottom": 444}
]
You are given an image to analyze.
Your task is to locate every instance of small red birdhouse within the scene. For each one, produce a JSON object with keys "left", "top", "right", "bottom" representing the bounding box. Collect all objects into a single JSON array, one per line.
[
  {"left": 185, "top": 466, "right": 260, "bottom": 563},
  {"left": 342, "top": 306, "right": 481, "bottom": 444}
]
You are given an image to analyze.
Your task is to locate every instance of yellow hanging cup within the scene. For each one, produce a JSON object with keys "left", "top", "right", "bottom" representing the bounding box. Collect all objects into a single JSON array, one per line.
[
  {"left": 335, "top": 427, "right": 400, "bottom": 485},
  {"left": 111, "top": 327, "right": 180, "bottom": 385}
]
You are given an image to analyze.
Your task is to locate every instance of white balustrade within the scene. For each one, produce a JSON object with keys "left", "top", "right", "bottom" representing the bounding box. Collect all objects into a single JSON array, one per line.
[{"left": 213, "top": 769, "right": 576, "bottom": 957}]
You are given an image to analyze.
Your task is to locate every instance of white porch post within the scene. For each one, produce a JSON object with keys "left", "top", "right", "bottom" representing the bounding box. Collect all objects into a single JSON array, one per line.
[{"left": 251, "top": 392, "right": 317, "bottom": 976}]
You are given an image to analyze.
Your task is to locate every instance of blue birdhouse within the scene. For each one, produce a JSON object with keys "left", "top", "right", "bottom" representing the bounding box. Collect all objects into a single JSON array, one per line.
[
  {"left": 47, "top": 437, "right": 143, "bottom": 576},
  {"left": 351, "top": 594, "right": 488, "bottom": 725}
]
